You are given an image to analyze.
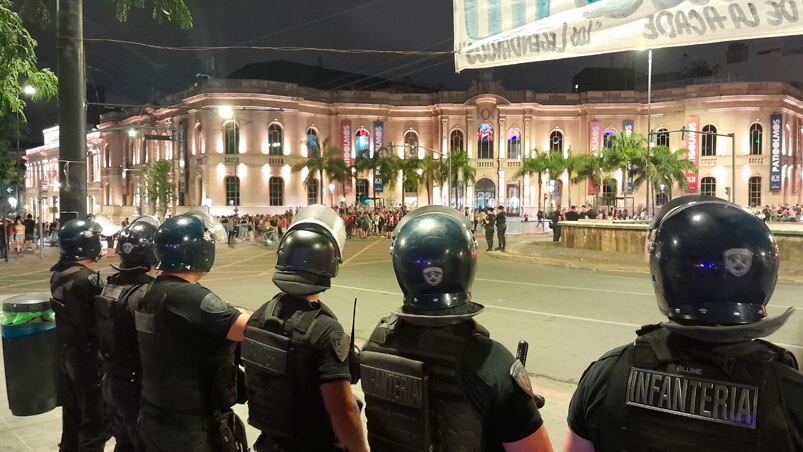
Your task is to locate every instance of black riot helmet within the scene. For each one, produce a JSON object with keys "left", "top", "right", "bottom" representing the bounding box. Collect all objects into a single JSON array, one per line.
[
  {"left": 273, "top": 205, "right": 346, "bottom": 296},
  {"left": 648, "top": 197, "right": 778, "bottom": 325},
  {"left": 115, "top": 216, "right": 159, "bottom": 270},
  {"left": 391, "top": 206, "right": 482, "bottom": 317},
  {"left": 155, "top": 212, "right": 222, "bottom": 273},
  {"left": 58, "top": 218, "right": 104, "bottom": 262}
]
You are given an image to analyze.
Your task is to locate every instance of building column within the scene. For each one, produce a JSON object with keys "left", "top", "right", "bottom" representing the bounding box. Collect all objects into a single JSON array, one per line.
[{"left": 498, "top": 115, "right": 506, "bottom": 205}]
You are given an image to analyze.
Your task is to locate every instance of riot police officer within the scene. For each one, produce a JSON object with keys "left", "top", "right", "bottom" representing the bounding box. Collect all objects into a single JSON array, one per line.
[
  {"left": 135, "top": 212, "right": 250, "bottom": 452},
  {"left": 94, "top": 216, "right": 159, "bottom": 452},
  {"left": 242, "top": 205, "right": 367, "bottom": 452},
  {"left": 50, "top": 218, "right": 112, "bottom": 451},
  {"left": 565, "top": 196, "right": 803, "bottom": 452},
  {"left": 362, "top": 205, "right": 554, "bottom": 451}
]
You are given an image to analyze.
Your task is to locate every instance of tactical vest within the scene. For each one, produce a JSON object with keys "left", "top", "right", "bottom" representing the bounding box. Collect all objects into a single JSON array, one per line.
[
  {"left": 361, "top": 315, "right": 487, "bottom": 452},
  {"left": 50, "top": 264, "right": 100, "bottom": 348},
  {"left": 135, "top": 279, "right": 237, "bottom": 414},
  {"left": 94, "top": 273, "right": 151, "bottom": 373},
  {"left": 242, "top": 295, "right": 337, "bottom": 450},
  {"left": 598, "top": 325, "right": 799, "bottom": 452}
]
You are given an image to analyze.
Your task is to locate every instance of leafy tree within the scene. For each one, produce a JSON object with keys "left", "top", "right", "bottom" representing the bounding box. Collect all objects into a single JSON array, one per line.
[
  {"left": 292, "top": 138, "right": 340, "bottom": 204},
  {"left": 0, "top": 0, "right": 57, "bottom": 118},
  {"left": 0, "top": 113, "right": 22, "bottom": 187},
  {"left": 398, "top": 157, "right": 422, "bottom": 203},
  {"left": 570, "top": 154, "right": 609, "bottom": 199},
  {"left": 631, "top": 145, "right": 697, "bottom": 208},
  {"left": 145, "top": 160, "right": 175, "bottom": 217},
  {"left": 515, "top": 149, "right": 565, "bottom": 213},
  {"left": 448, "top": 151, "right": 476, "bottom": 206},
  {"left": 603, "top": 132, "right": 647, "bottom": 194},
  {"left": 354, "top": 145, "right": 400, "bottom": 201},
  {"left": 419, "top": 156, "right": 444, "bottom": 205}
]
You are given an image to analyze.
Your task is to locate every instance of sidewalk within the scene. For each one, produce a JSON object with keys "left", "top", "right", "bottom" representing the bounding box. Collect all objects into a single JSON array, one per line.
[{"left": 489, "top": 237, "right": 803, "bottom": 283}]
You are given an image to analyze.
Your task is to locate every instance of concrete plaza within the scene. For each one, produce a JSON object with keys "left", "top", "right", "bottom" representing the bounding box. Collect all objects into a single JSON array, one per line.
[{"left": 0, "top": 235, "right": 801, "bottom": 450}]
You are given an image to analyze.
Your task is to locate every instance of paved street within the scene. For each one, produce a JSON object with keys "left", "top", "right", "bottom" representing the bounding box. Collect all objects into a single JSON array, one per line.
[{"left": 1, "top": 237, "right": 802, "bottom": 450}]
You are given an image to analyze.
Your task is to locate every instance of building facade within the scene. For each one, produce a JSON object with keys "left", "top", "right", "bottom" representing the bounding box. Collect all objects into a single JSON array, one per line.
[{"left": 24, "top": 77, "right": 803, "bottom": 220}]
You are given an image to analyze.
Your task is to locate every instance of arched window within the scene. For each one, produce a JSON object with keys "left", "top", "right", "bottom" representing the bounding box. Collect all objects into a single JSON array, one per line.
[
  {"left": 104, "top": 145, "right": 111, "bottom": 168},
  {"left": 549, "top": 130, "right": 563, "bottom": 154},
  {"left": 749, "top": 123, "right": 763, "bottom": 155},
  {"left": 603, "top": 129, "right": 617, "bottom": 150},
  {"left": 701, "top": 177, "right": 716, "bottom": 197},
  {"left": 655, "top": 192, "right": 668, "bottom": 206},
  {"left": 269, "top": 177, "right": 284, "bottom": 206},
  {"left": 224, "top": 176, "right": 240, "bottom": 206},
  {"left": 701, "top": 125, "right": 717, "bottom": 156},
  {"left": 477, "top": 123, "right": 494, "bottom": 159},
  {"left": 748, "top": 176, "right": 762, "bottom": 207},
  {"left": 306, "top": 128, "right": 320, "bottom": 158},
  {"left": 194, "top": 123, "right": 203, "bottom": 155},
  {"left": 224, "top": 122, "right": 239, "bottom": 155},
  {"left": 602, "top": 178, "right": 617, "bottom": 206},
  {"left": 655, "top": 128, "right": 670, "bottom": 147},
  {"left": 355, "top": 129, "right": 370, "bottom": 160},
  {"left": 268, "top": 123, "right": 283, "bottom": 156},
  {"left": 450, "top": 130, "right": 464, "bottom": 154},
  {"left": 404, "top": 131, "right": 419, "bottom": 159},
  {"left": 306, "top": 179, "right": 319, "bottom": 205},
  {"left": 356, "top": 179, "right": 370, "bottom": 201},
  {"left": 507, "top": 129, "right": 522, "bottom": 159}
]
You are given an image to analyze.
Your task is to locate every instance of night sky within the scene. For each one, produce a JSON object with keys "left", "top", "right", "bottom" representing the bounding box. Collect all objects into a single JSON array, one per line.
[{"left": 15, "top": 0, "right": 803, "bottom": 145}]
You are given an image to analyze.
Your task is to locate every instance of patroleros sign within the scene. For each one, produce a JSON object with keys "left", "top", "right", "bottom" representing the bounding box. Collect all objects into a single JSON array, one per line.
[
  {"left": 684, "top": 116, "right": 700, "bottom": 193},
  {"left": 454, "top": 0, "right": 803, "bottom": 71},
  {"left": 589, "top": 120, "right": 601, "bottom": 194},
  {"left": 770, "top": 113, "right": 783, "bottom": 192},
  {"left": 341, "top": 120, "right": 352, "bottom": 193}
]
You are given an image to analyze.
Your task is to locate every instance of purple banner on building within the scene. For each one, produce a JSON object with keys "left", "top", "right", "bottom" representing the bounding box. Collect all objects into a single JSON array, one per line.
[
  {"left": 373, "top": 121, "right": 384, "bottom": 152},
  {"left": 770, "top": 113, "right": 782, "bottom": 192}
]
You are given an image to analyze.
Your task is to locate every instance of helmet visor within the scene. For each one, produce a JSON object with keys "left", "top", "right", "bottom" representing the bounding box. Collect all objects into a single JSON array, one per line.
[
  {"left": 288, "top": 205, "right": 346, "bottom": 260},
  {"left": 185, "top": 210, "right": 227, "bottom": 242}
]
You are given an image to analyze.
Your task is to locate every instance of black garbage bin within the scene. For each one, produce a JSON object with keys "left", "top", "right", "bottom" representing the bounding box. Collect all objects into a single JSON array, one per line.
[{"left": 1, "top": 294, "right": 59, "bottom": 416}]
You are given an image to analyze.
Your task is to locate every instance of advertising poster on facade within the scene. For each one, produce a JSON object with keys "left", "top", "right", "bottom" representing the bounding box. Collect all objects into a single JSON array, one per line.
[
  {"left": 622, "top": 119, "right": 634, "bottom": 192},
  {"left": 683, "top": 116, "right": 700, "bottom": 193},
  {"left": 770, "top": 113, "right": 783, "bottom": 192},
  {"left": 341, "top": 120, "right": 352, "bottom": 193},
  {"left": 588, "top": 120, "right": 601, "bottom": 194},
  {"left": 373, "top": 121, "right": 385, "bottom": 192},
  {"left": 453, "top": 0, "right": 803, "bottom": 71}
]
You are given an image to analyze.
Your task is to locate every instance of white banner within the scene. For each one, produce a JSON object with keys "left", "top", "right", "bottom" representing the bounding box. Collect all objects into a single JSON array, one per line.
[{"left": 454, "top": 0, "right": 803, "bottom": 71}]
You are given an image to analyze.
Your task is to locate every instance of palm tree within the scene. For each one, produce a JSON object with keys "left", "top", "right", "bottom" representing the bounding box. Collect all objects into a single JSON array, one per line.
[
  {"left": 515, "top": 149, "right": 565, "bottom": 214},
  {"left": 603, "top": 132, "right": 648, "bottom": 195},
  {"left": 398, "top": 157, "right": 422, "bottom": 204},
  {"left": 419, "top": 156, "right": 444, "bottom": 205},
  {"left": 291, "top": 139, "right": 343, "bottom": 204},
  {"left": 354, "top": 147, "right": 400, "bottom": 202},
  {"left": 631, "top": 145, "right": 697, "bottom": 210},
  {"left": 448, "top": 151, "right": 476, "bottom": 207},
  {"left": 569, "top": 154, "right": 609, "bottom": 204}
]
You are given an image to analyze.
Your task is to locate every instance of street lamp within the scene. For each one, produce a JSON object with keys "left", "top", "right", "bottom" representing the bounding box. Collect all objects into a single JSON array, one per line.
[
  {"left": 22, "top": 85, "right": 36, "bottom": 96},
  {"left": 218, "top": 105, "right": 234, "bottom": 120},
  {"left": 8, "top": 197, "right": 18, "bottom": 210},
  {"left": 127, "top": 128, "right": 138, "bottom": 138},
  {"left": 328, "top": 183, "right": 336, "bottom": 207}
]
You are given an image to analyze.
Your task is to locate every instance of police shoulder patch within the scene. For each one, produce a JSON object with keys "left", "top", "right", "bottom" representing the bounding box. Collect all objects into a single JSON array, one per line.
[
  {"left": 200, "top": 292, "right": 229, "bottom": 314},
  {"left": 330, "top": 331, "right": 351, "bottom": 362},
  {"left": 510, "top": 359, "right": 533, "bottom": 396}
]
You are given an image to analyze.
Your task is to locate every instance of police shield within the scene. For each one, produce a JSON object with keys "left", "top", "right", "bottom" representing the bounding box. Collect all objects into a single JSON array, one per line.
[
  {"left": 185, "top": 210, "right": 227, "bottom": 242},
  {"left": 287, "top": 205, "right": 346, "bottom": 261}
]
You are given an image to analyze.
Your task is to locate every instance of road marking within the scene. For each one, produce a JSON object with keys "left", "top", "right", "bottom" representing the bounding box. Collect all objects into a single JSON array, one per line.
[
  {"left": 330, "top": 284, "right": 803, "bottom": 350},
  {"left": 213, "top": 250, "right": 272, "bottom": 271},
  {"left": 345, "top": 259, "right": 390, "bottom": 267},
  {"left": 342, "top": 239, "right": 384, "bottom": 266},
  {"left": 475, "top": 277, "right": 653, "bottom": 297}
]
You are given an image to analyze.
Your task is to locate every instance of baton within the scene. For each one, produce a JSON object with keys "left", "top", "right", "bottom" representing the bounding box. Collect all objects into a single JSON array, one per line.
[{"left": 516, "top": 340, "right": 546, "bottom": 409}]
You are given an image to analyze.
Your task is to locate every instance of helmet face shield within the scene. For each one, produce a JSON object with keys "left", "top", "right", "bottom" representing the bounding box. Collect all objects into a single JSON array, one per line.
[
  {"left": 287, "top": 205, "right": 346, "bottom": 261},
  {"left": 185, "top": 210, "right": 227, "bottom": 243}
]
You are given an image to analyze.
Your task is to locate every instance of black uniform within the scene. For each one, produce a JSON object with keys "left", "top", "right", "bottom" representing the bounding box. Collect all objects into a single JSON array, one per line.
[
  {"left": 135, "top": 275, "right": 245, "bottom": 452},
  {"left": 243, "top": 293, "right": 353, "bottom": 452},
  {"left": 483, "top": 213, "right": 495, "bottom": 251},
  {"left": 569, "top": 324, "right": 803, "bottom": 451},
  {"left": 495, "top": 210, "right": 507, "bottom": 251},
  {"left": 362, "top": 316, "right": 543, "bottom": 451},
  {"left": 95, "top": 270, "right": 153, "bottom": 452},
  {"left": 50, "top": 261, "right": 112, "bottom": 452}
]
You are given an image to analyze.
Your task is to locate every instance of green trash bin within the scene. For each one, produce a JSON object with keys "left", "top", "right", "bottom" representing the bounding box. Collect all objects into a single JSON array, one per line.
[{"left": 1, "top": 294, "right": 60, "bottom": 416}]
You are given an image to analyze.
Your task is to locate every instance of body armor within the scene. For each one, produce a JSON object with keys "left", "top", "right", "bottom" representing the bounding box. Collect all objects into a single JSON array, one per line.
[
  {"left": 242, "top": 294, "right": 338, "bottom": 450},
  {"left": 94, "top": 272, "right": 152, "bottom": 373},
  {"left": 361, "top": 316, "right": 487, "bottom": 452},
  {"left": 598, "top": 325, "right": 799, "bottom": 452},
  {"left": 135, "top": 279, "right": 237, "bottom": 413},
  {"left": 50, "top": 264, "right": 102, "bottom": 348}
]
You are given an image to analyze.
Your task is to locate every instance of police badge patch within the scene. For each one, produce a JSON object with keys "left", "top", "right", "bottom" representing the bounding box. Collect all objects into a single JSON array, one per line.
[
  {"left": 422, "top": 266, "right": 443, "bottom": 286},
  {"left": 330, "top": 332, "right": 350, "bottom": 362},
  {"left": 121, "top": 242, "right": 134, "bottom": 255},
  {"left": 200, "top": 293, "right": 229, "bottom": 314},
  {"left": 510, "top": 359, "right": 533, "bottom": 396},
  {"left": 724, "top": 248, "right": 752, "bottom": 277}
]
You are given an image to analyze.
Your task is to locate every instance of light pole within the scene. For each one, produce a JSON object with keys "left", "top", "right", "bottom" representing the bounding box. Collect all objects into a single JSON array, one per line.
[{"left": 645, "top": 49, "right": 653, "bottom": 215}]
